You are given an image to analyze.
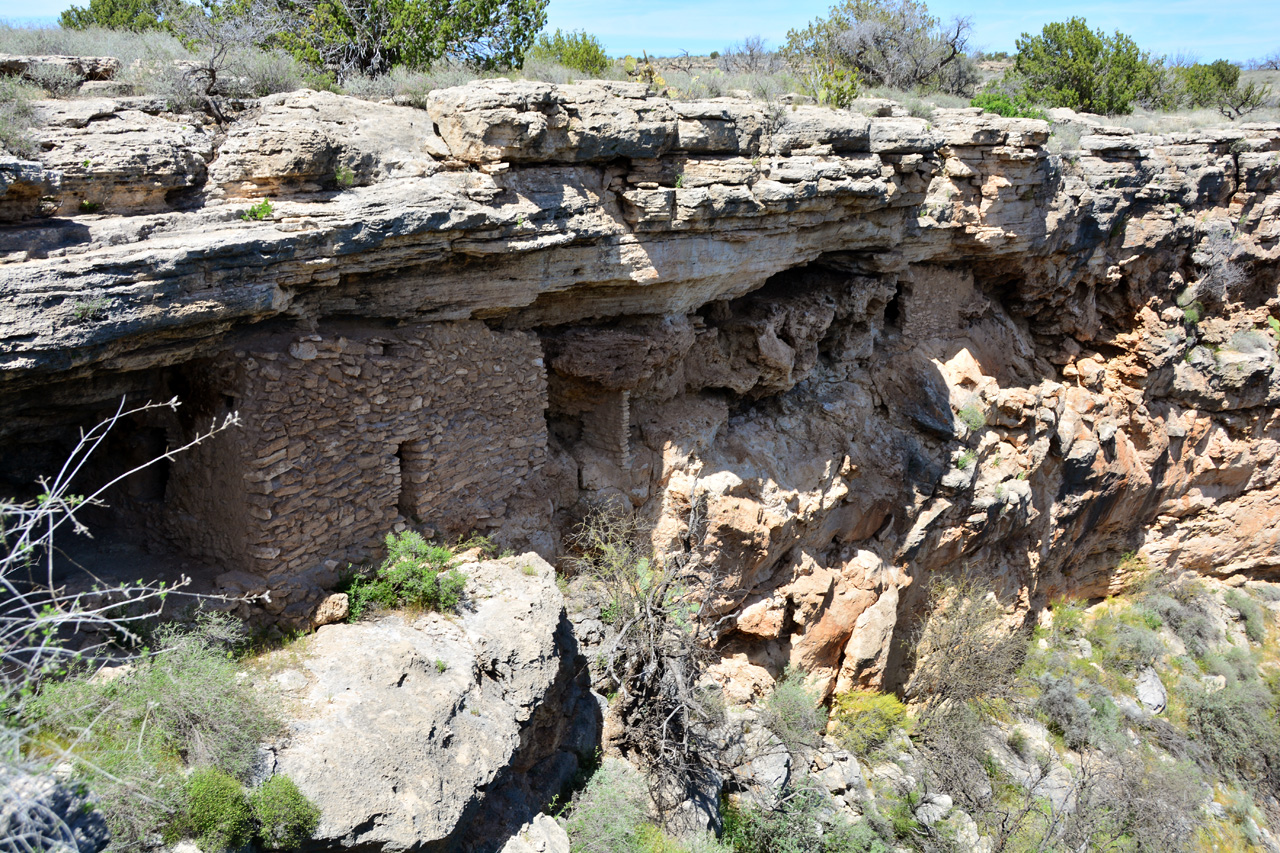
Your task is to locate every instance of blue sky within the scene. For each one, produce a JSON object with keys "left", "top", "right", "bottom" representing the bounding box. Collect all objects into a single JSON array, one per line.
[{"left": 4, "top": 0, "right": 1277, "bottom": 63}]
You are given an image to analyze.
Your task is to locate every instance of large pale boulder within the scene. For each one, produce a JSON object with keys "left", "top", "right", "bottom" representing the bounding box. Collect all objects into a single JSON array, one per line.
[
  {"left": 1136, "top": 666, "right": 1167, "bottom": 714},
  {"left": 208, "top": 90, "right": 450, "bottom": 198},
  {"left": 32, "top": 99, "right": 216, "bottom": 215},
  {"left": 0, "top": 157, "right": 59, "bottom": 223},
  {"left": 427, "top": 79, "right": 678, "bottom": 163},
  {"left": 0, "top": 53, "right": 119, "bottom": 81},
  {"left": 272, "top": 553, "right": 598, "bottom": 852},
  {"left": 499, "top": 813, "right": 569, "bottom": 853}
]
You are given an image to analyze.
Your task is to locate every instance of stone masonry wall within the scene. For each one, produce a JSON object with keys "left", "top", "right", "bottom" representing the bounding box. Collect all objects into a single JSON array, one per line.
[
  {"left": 900, "top": 265, "right": 977, "bottom": 342},
  {"left": 163, "top": 320, "right": 548, "bottom": 615}
]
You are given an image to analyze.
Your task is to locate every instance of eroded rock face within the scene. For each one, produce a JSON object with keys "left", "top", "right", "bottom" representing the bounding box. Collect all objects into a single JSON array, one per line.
[
  {"left": 0, "top": 81, "right": 1277, "bottom": 696},
  {"left": 270, "top": 553, "right": 598, "bottom": 852}
]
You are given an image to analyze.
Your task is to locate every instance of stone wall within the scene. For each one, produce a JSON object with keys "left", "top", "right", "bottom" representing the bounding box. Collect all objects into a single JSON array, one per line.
[
  {"left": 162, "top": 321, "right": 548, "bottom": 615},
  {"left": 900, "top": 265, "right": 977, "bottom": 342}
]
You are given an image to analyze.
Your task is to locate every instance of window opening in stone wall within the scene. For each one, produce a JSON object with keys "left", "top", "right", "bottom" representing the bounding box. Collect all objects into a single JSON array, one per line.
[{"left": 395, "top": 442, "right": 414, "bottom": 519}]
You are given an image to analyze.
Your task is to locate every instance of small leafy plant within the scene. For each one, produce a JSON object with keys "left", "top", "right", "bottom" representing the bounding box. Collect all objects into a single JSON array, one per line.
[
  {"left": 339, "top": 530, "right": 467, "bottom": 620},
  {"left": 71, "top": 296, "right": 114, "bottom": 321},
  {"left": 763, "top": 666, "right": 825, "bottom": 755},
  {"left": 831, "top": 690, "right": 908, "bottom": 757},
  {"left": 956, "top": 450, "right": 978, "bottom": 470},
  {"left": 78, "top": 199, "right": 101, "bottom": 213},
  {"left": 179, "top": 767, "right": 255, "bottom": 852},
  {"left": 334, "top": 164, "right": 355, "bottom": 189},
  {"left": 240, "top": 198, "right": 274, "bottom": 221},
  {"left": 250, "top": 775, "right": 321, "bottom": 851},
  {"left": 958, "top": 404, "right": 986, "bottom": 431}
]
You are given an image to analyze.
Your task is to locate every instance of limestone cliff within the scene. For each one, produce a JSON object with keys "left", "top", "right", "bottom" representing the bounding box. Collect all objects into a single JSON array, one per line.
[{"left": 1, "top": 81, "right": 1278, "bottom": 695}]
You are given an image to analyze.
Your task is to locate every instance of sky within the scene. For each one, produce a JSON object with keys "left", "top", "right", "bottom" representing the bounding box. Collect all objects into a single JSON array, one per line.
[{"left": 3, "top": 0, "right": 1277, "bottom": 63}]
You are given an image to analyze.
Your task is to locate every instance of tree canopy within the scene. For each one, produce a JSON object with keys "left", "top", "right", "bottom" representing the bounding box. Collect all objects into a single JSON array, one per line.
[
  {"left": 60, "top": 0, "right": 548, "bottom": 77},
  {"left": 60, "top": 0, "right": 171, "bottom": 31},
  {"left": 274, "top": 0, "right": 548, "bottom": 76},
  {"left": 1012, "top": 17, "right": 1163, "bottom": 115},
  {"left": 782, "top": 0, "right": 976, "bottom": 96}
]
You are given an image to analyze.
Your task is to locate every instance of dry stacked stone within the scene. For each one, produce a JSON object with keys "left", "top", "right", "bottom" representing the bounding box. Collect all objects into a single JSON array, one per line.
[{"left": 164, "top": 320, "right": 547, "bottom": 614}]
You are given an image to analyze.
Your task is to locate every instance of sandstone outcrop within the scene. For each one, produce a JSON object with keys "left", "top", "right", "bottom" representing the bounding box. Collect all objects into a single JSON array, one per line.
[
  {"left": 1, "top": 81, "right": 1278, "bottom": 700},
  {"left": 265, "top": 553, "right": 598, "bottom": 852}
]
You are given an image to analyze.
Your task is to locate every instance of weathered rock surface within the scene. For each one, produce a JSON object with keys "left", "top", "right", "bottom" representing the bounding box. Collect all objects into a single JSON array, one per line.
[
  {"left": 0, "top": 156, "right": 59, "bottom": 223},
  {"left": 0, "top": 53, "right": 120, "bottom": 82},
  {"left": 497, "top": 814, "right": 569, "bottom": 853},
  {"left": 270, "top": 553, "right": 598, "bottom": 851},
  {"left": 0, "top": 766, "right": 111, "bottom": 853},
  {"left": 1, "top": 80, "right": 1278, "bottom": 700},
  {"left": 1135, "top": 666, "right": 1168, "bottom": 714}
]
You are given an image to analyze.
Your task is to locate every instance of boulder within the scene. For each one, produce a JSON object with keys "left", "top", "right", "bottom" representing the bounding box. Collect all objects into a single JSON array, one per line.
[
  {"left": 0, "top": 157, "right": 59, "bottom": 223},
  {"left": 309, "top": 592, "right": 348, "bottom": 627},
  {"left": 208, "top": 90, "right": 450, "bottom": 198},
  {"left": 32, "top": 99, "right": 216, "bottom": 215},
  {"left": 0, "top": 54, "right": 119, "bottom": 82},
  {"left": 499, "top": 813, "right": 569, "bottom": 853},
  {"left": 427, "top": 79, "right": 678, "bottom": 163},
  {"left": 1136, "top": 666, "right": 1167, "bottom": 714},
  {"left": 0, "top": 767, "right": 111, "bottom": 853},
  {"left": 272, "top": 553, "right": 599, "bottom": 852}
]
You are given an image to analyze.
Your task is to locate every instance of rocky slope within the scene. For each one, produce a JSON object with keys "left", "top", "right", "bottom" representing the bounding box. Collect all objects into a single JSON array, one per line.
[{"left": 1, "top": 79, "right": 1278, "bottom": 707}]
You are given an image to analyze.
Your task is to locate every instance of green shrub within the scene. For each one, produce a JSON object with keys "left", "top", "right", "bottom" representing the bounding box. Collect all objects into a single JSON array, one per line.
[
  {"left": 27, "top": 63, "right": 83, "bottom": 96},
  {"left": 1175, "top": 60, "right": 1239, "bottom": 108},
  {"left": 1203, "top": 647, "right": 1259, "bottom": 687},
  {"left": 955, "top": 450, "right": 977, "bottom": 470},
  {"left": 831, "top": 691, "right": 906, "bottom": 757},
  {"left": 1035, "top": 676, "right": 1094, "bottom": 748},
  {"left": 341, "top": 530, "right": 467, "bottom": 619},
  {"left": 241, "top": 198, "right": 274, "bottom": 221},
  {"left": 722, "top": 781, "right": 893, "bottom": 853},
  {"left": 781, "top": 0, "right": 976, "bottom": 96},
  {"left": 1140, "top": 590, "right": 1218, "bottom": 657},
  {"left": 23, "top": 615, "right": 280, "bottom": 849},
  {"left": 277, "top": 0, "right": 547, "bottom": 76},
  {"left": 182, "top": 767, "right": 254, "bottom": 852},
  {"left": 810, "top": 63, "right": 861, "bottom": 108},
  {"left": 763, "top": 667, "right": 825, "bottom": 756},
  {"left": 1224, "top": 589, "right": 1266, "bottom": 643},
  {"left": 957, "top": 404, "right": 986, "bottom": 431},
  {"left": 1087, "top": 610, "right": 1163, "bottom": 671},
  {"left": 970, "top": 88, "right": 1047, "bottom": 119},
  {"left": 527, "top": 28, "right": 610, "bottom": 75},
  {"left": 1186, "top": 681, "right": 1280, "bottom": 779},
  {"left": 250, "top": 775, "right": 321, "bottom": 850},
  {"left": 563, "top": 760, "right": 647, "bottom": 853},
  {"left": 1051, "top": 600, "right": 1085, "bottom": 637},
  {"left": 1011, "top": 17, "right": 1164, "bottom": 115},
  {"left": 60, "top": 0, "right": 170, "bottom": 31}
]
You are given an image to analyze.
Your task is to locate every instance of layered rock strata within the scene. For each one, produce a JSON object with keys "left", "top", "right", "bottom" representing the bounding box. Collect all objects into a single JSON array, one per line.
[{"left": 1, "top": 80, "right": 1278, "bottom": 695}]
